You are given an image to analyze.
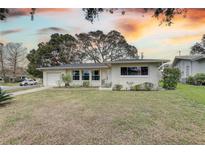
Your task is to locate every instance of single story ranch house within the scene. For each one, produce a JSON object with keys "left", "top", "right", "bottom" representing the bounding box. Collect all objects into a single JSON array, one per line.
[
  {"left": 173, "top": 55, "right": 205, "bottom": 82},
  {"left": 37, "top": 59, "right": 169, "bottom": 89}
]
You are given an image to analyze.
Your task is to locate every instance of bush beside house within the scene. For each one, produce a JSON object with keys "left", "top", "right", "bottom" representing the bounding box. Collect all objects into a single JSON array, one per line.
[
  {"left": 162, "top": 68, "right": 181, "bottom": 90},
  {"left": 186, "top": 73, "right": 205, "bottom": 86},
  {"left": 112, "top": 84, "right": 123, "bottom": 91},
  {"left": 83, "top": 81, "right": 90, "bottom": 87},
  {"left": 130, "top": 82, "right": 154, "bottom": 91},
  {"left": 62, "top": 73, "right": 72, "bottom": 87}
]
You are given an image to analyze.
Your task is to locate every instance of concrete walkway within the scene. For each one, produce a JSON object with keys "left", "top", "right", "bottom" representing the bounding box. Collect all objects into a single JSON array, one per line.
[{"left": 11, "top": 87, "right": 50, "bottom": 96}]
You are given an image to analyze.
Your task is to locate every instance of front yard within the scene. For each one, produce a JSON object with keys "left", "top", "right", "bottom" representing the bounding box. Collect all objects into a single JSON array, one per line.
[{"left": 0, "top": 84, "right": 205, "bottom": 144}]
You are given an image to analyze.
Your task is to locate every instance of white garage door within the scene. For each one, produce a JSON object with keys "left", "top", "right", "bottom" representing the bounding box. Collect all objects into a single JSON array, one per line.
[{"left": 47, "top": 72, "right": 61, "bottom": 86}]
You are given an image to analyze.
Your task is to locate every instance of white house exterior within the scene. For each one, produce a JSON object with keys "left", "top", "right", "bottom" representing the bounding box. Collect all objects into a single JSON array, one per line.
[
  {"left": 37, "top": 59, "right": 169, "bottom": 89},
  {"left": 172, "top": 55, "right": 205, "bottom": 82}
]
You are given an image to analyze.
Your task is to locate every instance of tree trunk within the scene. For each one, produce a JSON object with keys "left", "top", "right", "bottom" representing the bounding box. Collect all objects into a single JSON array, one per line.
[
  {"left": 0, "top": 51, "right": 6, "bottom": 81},
  {"left": 13, "top": 56, "right": 17, "bottom": 82}
]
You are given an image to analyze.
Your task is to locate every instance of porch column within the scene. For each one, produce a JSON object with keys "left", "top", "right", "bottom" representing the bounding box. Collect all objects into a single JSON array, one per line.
[
  {"left": 100, "top": 69, "right": 102, "bottom": 86},
  {"left": 80, "top": 69, "right": 82, "bottom": 82}
]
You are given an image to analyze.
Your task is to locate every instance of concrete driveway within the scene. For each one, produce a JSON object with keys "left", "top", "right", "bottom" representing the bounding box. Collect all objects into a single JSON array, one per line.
[
  {"left": 0, "top": 85, "right": 38, "bottom": 91},
  {"left": 11, "top": 87, "right": 50, "bottom": 96}
]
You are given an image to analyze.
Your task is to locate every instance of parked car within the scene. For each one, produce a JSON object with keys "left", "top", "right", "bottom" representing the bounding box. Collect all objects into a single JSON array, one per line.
[{"left": 19, "top": 79, "right": 38, "bottom": 86}]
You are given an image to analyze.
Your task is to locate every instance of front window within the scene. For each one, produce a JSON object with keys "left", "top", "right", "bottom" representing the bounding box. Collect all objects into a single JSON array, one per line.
[
  {"left": 92, "top": 70, "right": 100, "bottom": 80},
  {"left": 128, "top": 67, "right": 141, "bottom": 75},
  {"left": 82, "top": 70, "right": 90, "bottom": 80},
  {"left": 141, "top": 67, "right": 148, "bottom": 75},
  {"left": 186, "top": 66, "right": 190, "bottom": 77},
  {"left": 72, "top": 70, "right": 80, "bottom": 80},
  {"left": 121, "top": 67, "right": 148, "bottom": 76},
  {"left": 121, "top": 67, "right": 128, "bottom": 75}
]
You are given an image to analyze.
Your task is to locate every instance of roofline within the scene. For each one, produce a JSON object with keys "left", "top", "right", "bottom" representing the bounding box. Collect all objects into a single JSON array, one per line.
[
  {"left": 172, "top": 55, "right": 205, "bottom": 66},
  {"left": 37, "top": 59, "right": 170, "bottom": 71},
  {"left": 108, "top": 59, "right": 170, "bottom": 64},
  {"left": 37, "top": 65, "right": 109, "bottom": 70}
]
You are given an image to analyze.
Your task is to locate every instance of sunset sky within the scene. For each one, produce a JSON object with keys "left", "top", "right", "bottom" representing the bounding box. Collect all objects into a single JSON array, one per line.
[{"left": 0, "top": 8, "right": 205, "bottom": 61}]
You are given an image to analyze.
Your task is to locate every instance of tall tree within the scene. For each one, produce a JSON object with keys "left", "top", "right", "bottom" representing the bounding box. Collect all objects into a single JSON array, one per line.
[
  {"left": 202, "top": 34, "right": 205, "bottom": 47},
  {"left": 82, "top": 8, "right": 186, "bottom": 25},
  {"left": 5, "top": 43, "right": 27, "bottom": 81},
  {"left": 48, "top": 33, "right": 79, "bottom": 64},
  {"left": 0, "top": 43, "right": 6, "bottom": 80},
  {"left": 190, "top": 35, "right": 205, "bottom": 55},
  {"left": 76, "top": 30, "right": 138, "bottom": 63},
  {"left": 27, "top": 33, "right": 80, "bottom": 77},
  {"left": 27, "top": 49, "right": 43, "bottom": 78}
]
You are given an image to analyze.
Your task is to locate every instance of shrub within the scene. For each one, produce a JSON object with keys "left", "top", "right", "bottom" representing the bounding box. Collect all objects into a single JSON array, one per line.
[
  {"left": 104, "top": 82, "right": 112, "bottom": 88},
  {"left": 162, "top": 68, "right": 181, "bottom": 90},
  {"left": 112, "top": 84, "right": 123, "bottom": 91},
  {"left": 62, "top": 73, "right": 71, "bottom": 87},
  {"left": 130, "top": 84, "right": 141, "bottom": 91},
  {"left": 186, "top": 76, "right": 195, "bottom": 85},
  {"left": 194, "top": 73, "right": 205, "bottom": 85},
  {"left": 0, "top": 88, "right": 12, "bottom": 105},
  {"left": 101, "top": 79, "right": 112, "bottom": 88},
  {"left": 131, "top": 82, "right": 154, "bottom": 91},
  {"left": 126, "top": 82, "right": 134, "bottom": 90},
  {"left": 83, "top": 81, "right": 90, "bottom": 87},
  {"left": 3, "top": 76, "right": 10, "bottom": 83},
  {"left": 143, "top": 82, "right": 154, "bottom": 91}
]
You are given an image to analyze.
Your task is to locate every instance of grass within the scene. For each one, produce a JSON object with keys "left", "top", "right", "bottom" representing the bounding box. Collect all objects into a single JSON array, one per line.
[
  {"left": 0, "top": 84, "right": 205, "bottom": 144},
  {"left": 0, "top": 82, "right": 19, "bottom": 86},
  {"left": 177, "top": 83, "right": 205, "bottom": 105}
]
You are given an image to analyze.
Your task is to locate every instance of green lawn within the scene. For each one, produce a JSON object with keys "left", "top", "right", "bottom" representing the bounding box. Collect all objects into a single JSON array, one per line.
[
  {"left": 177, "top": 83, "right": 205, "bottom": 105},
  {"left": 0, "top": 82, "right": 19, "bottom": 86},
  {"left": 0, "top": 84, "right": 205, "bottom": 144}
]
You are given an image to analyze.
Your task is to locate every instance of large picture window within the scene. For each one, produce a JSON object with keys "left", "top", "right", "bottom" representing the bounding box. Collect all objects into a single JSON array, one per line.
[
  {"left": 82, "top": 70, "right": 90, "bottom": 80},
  {"left": 121, "top": 67, "right": 148, "bottom": 76},
  {"left": 92, "top": 70, "right": 100, "bottom": 80},
  {"left": 72, "top": 70, "right": 80, "bottom": 80},
  {"left": 141, "top": 67, "right": 148, "bottom": 75}
]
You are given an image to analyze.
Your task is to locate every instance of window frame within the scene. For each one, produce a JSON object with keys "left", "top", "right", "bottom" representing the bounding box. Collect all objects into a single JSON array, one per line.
[
  {"left": 91, "top": 70, "right": 100, "bottom": 80},
  {"left": 120, "top": 66, "right": 149, "bottom": 76},
  {"left": 82, "top": 69, "right": 90, "bottom": 80},
  {"left": 72, "top": 70, "right": 80, "bottom": 81}
]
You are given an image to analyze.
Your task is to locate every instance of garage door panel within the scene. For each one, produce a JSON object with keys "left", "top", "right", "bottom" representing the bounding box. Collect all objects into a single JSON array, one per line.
[{"left": 47, "top": 72, "right": 61, "bottom": 86}]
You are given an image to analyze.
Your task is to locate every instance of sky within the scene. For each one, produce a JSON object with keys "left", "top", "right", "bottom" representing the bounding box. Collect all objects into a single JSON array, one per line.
[{"left": 0, "top": 8, "right": 205, "bottom": 61}]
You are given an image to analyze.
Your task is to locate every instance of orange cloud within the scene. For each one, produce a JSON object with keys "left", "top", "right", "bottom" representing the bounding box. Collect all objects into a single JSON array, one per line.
[
  {"left": 165, "top": 33, "right": 202, "bottom": 45},
  {"left": 116, "top": 9, "right": 205, "bottom": 42},
  {"left": 116, "top": 17, "right": 156, "bottom": 41},
  {"left": 171, "top": 9, "right": 205, "bottom": 29}
]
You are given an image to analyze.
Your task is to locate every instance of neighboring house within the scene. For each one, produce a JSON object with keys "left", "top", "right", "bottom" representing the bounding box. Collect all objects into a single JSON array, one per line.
[
  {"left": 37, "top": 59, "right": 169, "bottom": 89},
  {"left": 172, "top": 55, "right": 205, "bottom": 82}
]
